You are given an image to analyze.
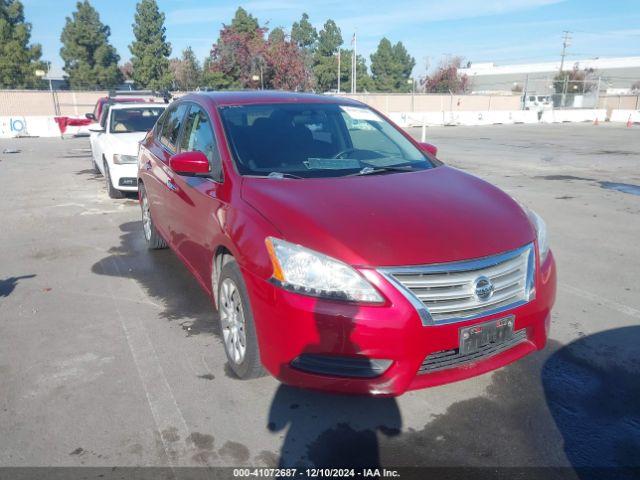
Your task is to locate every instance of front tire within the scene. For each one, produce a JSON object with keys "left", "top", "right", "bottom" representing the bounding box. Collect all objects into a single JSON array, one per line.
[
  {"left": 104, "top": 162, "right": 125, "bottom": 199},
  {"left": 140, "top": 183, "right": 167, "bottom": 250},
  {"left": 218, "top": 260, "right": 264, "bottom": 379}
]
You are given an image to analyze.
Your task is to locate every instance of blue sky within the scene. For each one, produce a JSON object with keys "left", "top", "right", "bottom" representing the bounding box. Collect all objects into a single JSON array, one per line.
[{"left": 23, "top": 0, "right": 640, "bottom": 76}]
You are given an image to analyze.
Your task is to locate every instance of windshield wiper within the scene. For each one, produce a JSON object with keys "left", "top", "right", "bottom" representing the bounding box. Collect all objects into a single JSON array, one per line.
[
  {"left": 346, "top": 165, "right": 415, "bottom": 177},
  {"left": 266, "top": 172, "right": 303, "bottom": 179}
]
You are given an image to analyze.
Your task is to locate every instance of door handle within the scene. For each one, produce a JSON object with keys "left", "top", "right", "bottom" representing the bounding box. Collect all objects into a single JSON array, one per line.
[{"left": 166, "top": 179, "right": 178, "bottom": 191}]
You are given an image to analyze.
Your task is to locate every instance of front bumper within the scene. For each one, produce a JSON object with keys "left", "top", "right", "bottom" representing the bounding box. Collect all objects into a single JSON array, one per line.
[
  {"left": 243, "top": 250, "right": 557, "bottom": 396},
  {"left": 109, "top": 162, "right": 138, "bottom": 192}
]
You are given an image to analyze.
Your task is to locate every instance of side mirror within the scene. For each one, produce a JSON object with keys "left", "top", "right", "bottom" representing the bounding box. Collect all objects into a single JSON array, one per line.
[
  {"left": 85, "top": 113, "right": 96, "bottom": 121},
  {"left": 169, "top": 151, "right": 210, "bottom": 176},
  {"left": 89, "top": 126, "right": 105, "bottom": 133},
  {"left": 418, "top": 142, "right": 438, "bottom": 157}
]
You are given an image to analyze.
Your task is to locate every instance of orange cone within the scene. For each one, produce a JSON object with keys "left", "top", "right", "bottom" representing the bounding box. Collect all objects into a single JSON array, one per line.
[{"left": 627, "top": 115, "right": 633, "bottom": 128}]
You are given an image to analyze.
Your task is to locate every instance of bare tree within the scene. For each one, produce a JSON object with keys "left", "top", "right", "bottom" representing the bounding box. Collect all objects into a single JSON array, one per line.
[{"left": 422, "top": 57, "right": 469, "bottom": 94}]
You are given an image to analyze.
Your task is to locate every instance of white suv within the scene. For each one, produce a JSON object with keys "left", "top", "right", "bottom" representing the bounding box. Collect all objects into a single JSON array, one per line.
[{"left": 90, "top": 103, "right": 167, "bottom": 198}]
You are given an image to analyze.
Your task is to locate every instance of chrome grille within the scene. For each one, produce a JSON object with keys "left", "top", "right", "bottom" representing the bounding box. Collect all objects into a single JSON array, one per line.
[
  {"left": 419, "top": 329, "right": 528, "bottom": 373},
  {"left": 379, "top": 244, "right": 535, "bottom": 325}
]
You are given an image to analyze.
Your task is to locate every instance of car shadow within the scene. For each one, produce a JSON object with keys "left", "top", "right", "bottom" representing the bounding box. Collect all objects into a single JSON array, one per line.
[
  {"left": 543, "top": 326, "right": 640, "bottom": 478},
  {"left": 266, "top": 326, "right": 640, "bottom": 475},
  {"left": 91, "top": 221, "right": 219, "bottom": 337},
  {"left": 0, "top": 274, "right": 36, "bottom": 298},
  {"left": 268, "top": 301, "right": 402, "bottom": 468}
]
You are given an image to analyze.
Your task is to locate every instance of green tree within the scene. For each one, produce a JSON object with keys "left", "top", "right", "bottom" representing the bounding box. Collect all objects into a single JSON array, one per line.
[
  {"left": 60, "top": 0, "right": 122, "bottom": 89},
  {"left": 291, "top": 13, "right": 317, "bottom": 89},
  {"left": 201, "top": 56, "right": 232, "bottom": 90},
  {"left": 230, "top": 7, "right": 259, "bottom": 37},
  {"left": 312, "top": 20, "right": 342, "bottom": 92},
  {"left": 170, "top": 47, "right": 201, "bottom": 91},
  {"left": 392, "top": 41, "right": 415, "bottom": 87},
  {"left": 338, "top": 49, "right": 374, "bottom": 93},
  {"left": 129, "top": 0, "right": 172, "bottom": 90},
  {"left": 370, "top": 37, "right": 415, "bottom": 92},
  {"left": 0, "top": 0, "right": 46, "bottom": 88},
  {"left": 291, "top": 13, "right": 317, "bottom": 51},
  {"left": 268, "top": 27, "right": 285, "bottom": 44},
  {"left": 316, "top": 19, "right": 342, "bottom": 57}
]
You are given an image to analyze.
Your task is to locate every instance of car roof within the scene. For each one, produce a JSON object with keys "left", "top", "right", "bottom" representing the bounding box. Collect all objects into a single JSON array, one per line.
[
  {"left": 178, "top": 90, "right": 366, "bottom": 108},
  {"left": 109, "top": 102, "right": 168, "bottom": 110}
]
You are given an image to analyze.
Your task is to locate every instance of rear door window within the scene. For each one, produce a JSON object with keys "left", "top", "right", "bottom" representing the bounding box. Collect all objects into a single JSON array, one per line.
[{"left": 160, "top": 104, "right": 188, "bottom": 153}]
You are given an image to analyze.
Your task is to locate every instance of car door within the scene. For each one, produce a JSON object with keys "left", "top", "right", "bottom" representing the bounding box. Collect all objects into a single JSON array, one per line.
[
  {"left": 139, "top": 102, "right": 189, "bottom": 245},
  {"left": 167, "top": 102, "right": 226, "bottom": 286},
  {"left": 91, "top": 106, "right": 110, "bottom": 174}
]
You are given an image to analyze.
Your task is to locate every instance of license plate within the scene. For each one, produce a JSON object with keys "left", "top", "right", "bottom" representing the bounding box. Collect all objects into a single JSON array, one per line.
[{"left": 459, "top": 316, "right": 515, "bottom": 356}]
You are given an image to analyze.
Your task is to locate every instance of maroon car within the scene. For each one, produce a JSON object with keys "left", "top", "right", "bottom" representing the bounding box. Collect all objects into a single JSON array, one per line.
[{"left": 137, "top": 91, "right": 556, "bottom": 396}]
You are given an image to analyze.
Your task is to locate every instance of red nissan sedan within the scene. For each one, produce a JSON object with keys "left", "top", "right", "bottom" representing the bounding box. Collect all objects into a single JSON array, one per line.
[{"left": 137, "top": 91, "right": 556, "bottom": 396}]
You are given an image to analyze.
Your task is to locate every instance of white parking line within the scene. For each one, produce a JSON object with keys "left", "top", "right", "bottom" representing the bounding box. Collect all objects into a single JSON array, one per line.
[
  {"left": 561, "top": 283, "right": 640, "bottom": 319},
  {"left": 100, "top": 257, "right": 192, "bottom": 470},
  {"left": 64, "top": 288, "right": 163, "bottom": 309}
]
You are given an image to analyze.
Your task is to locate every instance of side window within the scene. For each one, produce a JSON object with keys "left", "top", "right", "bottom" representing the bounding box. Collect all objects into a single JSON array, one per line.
[
  {"left": 160, "top": 104, "right": 188, "bottom": 153},
  {"left": 180, "top": 105, "right": 222, "bottom": 181},
  {"left": 93, "top": 100, "right": 103, "bottom": 120},
  {"left": 154, "top": 108, "right": 169, "bottom": 136},
  {"left": 100, "top": 105, "right": 110, "bottom": 129}
]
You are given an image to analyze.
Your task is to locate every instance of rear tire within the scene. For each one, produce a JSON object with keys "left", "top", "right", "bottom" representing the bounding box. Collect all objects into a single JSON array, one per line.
[
  {"left": 140, "top": 183, "right": 167, "bottom": 250},
  {"left": 218, "top": 259, "right": 264, "bottom": 379},
  {"left": 104, "top": 162, "right": 125, "bottom": 199}
]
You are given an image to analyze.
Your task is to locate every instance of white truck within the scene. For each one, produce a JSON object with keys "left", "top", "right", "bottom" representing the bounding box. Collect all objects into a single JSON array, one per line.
[
  {"left": 524, "top": 95, "right": 553, "bottom": 111},
  {"left": 90, "top": 103, "right": 167, "bottom": 198}
]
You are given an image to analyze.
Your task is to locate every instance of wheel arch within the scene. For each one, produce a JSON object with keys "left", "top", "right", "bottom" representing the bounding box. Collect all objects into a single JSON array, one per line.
[{"left": 212, "top": 245, "right": 235, "bottom": 308}]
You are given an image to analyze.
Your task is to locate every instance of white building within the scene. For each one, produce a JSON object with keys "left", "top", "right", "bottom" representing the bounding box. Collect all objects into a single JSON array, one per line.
[{"left": 459, "top": 56, "right": 640, "bottom": 95}]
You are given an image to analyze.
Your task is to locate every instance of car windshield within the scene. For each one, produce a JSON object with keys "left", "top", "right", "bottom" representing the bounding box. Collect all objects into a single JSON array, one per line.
[
  {"left": 110, "top": 107, "right": 165, "bottom": 134},
  {"left": 218, "top": 103, "right": 434, "bottom": 178}
]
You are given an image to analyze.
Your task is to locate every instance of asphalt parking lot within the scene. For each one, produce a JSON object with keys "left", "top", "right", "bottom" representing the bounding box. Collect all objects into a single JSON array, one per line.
[{"left": 1, "top": 123, "right": 639, "bottom": 473}]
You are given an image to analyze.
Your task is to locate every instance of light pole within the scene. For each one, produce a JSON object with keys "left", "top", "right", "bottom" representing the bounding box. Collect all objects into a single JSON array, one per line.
[
  {"left": 251, "top": 54, "right": 265, "bottom": 90},
  {"left": 352, "top": 32, "right": 357, "bottom": 94},
  {"left": 336, "top": 50, "right": 341, "bottom": 94},
  {"left": 408, "top": 78, "right": 415, "bottom": 112},
  {"left": 36, "top": 63, "right": 58, "bottom": 116}
]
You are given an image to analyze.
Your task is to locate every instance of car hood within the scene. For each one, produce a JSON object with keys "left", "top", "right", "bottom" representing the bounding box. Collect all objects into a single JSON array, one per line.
[
  {"left": 241, "top": 166, "right": 535, "bottom": 267},
  {"left": 107, "top": 132, "right": 147, "bottom": 156}
]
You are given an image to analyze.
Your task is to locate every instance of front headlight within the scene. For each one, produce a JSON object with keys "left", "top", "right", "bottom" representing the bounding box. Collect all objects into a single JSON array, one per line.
[
  {"left": 526, "top": 209, "right": 549, "bottom": 264},
  {"left": 265, "top": 237, "right": 383, "bottom": 303},
  {"left": 113, "top": 154, "right": 137, "bottom": 164}
]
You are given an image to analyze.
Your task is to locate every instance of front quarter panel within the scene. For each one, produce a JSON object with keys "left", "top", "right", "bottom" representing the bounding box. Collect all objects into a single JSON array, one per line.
[{"left": 227, "top": 193, "right": 282, "bottom": 281}]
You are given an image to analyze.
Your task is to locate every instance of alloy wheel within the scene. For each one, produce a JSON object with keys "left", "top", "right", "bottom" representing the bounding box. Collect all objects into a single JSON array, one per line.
[
  {"left": 141, "top": 192, "right": 152, "bottom": 241},
  {"left": 219, "top": 278, "right": 247, "bottom": 365}
]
